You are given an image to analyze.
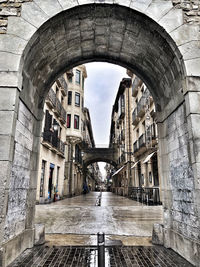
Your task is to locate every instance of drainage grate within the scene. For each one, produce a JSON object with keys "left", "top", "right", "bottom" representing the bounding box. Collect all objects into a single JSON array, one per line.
[{"left": 8, "top": 245, "right": 193, "bottom": 267}]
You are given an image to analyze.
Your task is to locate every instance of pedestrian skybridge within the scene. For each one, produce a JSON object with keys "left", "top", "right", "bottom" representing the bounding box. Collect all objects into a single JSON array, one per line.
[{"left": 82, "top": 146, "right": 118, "bottom": 168}]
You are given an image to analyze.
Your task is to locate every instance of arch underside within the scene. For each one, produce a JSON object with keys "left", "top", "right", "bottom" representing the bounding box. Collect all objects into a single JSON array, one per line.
[
  {"left": 84, "top": 158, "right": 117, "bottom": 168},
  {"left": 21, "top": 4, "right": 185, "bottom": 121}
]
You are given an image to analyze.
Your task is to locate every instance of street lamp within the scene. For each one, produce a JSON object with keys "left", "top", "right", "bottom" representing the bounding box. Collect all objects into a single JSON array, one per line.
[{"left": 52, "top": 121, "right": 60, "bottom": 131}]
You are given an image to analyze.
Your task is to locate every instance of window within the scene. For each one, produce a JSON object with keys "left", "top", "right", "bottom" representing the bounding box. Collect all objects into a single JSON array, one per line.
[
  {"left": 40, "top": 160, "right": 46, "bottom": 197},
  {"left": 75, "top": 92, "right": 80, "bottom": 106},
  {"left": 74, "top": 115, "right": 79, "bottom": 129},
  {"left": 149, "top": 172, "right": 152, "bottom": 183},
  {"left": 44, "top": 110, "right": 52, "bottom": 131},
  {"left": 67, "top": 114, "right": 71, "bottom": 128},
  {"left": 76, "top": 69, "right": 81, "bottom": 84},
  {"left": 68, "top": 76, "right": 72, "bottom": 83},
  {"left": 141, "top": 174, "right": 144, "bottom": 185},
  {"left": 68, "top": 91, "right": 72, "bottom": 105}
]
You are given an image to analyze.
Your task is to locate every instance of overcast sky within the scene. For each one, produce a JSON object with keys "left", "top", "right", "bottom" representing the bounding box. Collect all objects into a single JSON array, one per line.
[{"left": 84, "top": 62, "right": 129, "bottom": 179}]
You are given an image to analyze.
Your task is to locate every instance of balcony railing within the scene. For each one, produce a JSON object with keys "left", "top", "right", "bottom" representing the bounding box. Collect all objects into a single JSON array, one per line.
[
  {"left": 46, "top": 89, "right": 67, "bottom": 124},
  {"left": 42, "top": 131, "right": 65, "bottom": 156},
  {"left": 132, "top": 76, "right": 140, "bottom": 97},
  {"left": 139, "top": 134, "right": 146, "bottom": 148},
  {"left": 128, "top": 187, "right": 161, "bottom": 205},
  {"left": 121, "top": 129, "right": 125, "bottom": 141},
  {"left": 137, "top": 96, "right": 146, "bottom": 118},
  {"left": 133, "top": 140, "right": 138, "bottom": 153},
  {"left": 119, "top": 106, "right": 125, "bottom": 120},
  {"left": 151, "top": 124, "right": 156, "bottom": 140},
  {"left": 132, "top": 108, "right": 139, "bottom": 126},
  {"left": 55, "top": 98, "right": 62, "bottom": 116},
  {"left": 46, "top": 88, "right": 56, "bottom": 109},
  {"left": 58, "top": 76, "right": 68, "bottom": 96},
  {"left": 60, "top": 106, "right": 66, "bottom": 124}
]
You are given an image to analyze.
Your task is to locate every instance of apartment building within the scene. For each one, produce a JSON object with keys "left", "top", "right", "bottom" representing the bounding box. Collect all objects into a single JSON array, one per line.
[
  {"left": 109, "top": 78, "right": 133, "bottom": 196},
  {"left": 36, "top": 65, "right": 101, "bottom": 202},
  {"left": 109, "top": 72, "right": 161, "bottom": 204},
  {"left": 63, "top": 65, "right": 87, "bottom": 197},
  {"left": 36, "top": 75, "right": 68, "bottom": 203},
  {"left": 131, "top": 74, "right": 160, "bottom": 191},
  {"left": 63, "top": 66, "right": 101, "bottom": 197},
  {"left": 83, "top": 108, "right": 102, "bottom": 191}
]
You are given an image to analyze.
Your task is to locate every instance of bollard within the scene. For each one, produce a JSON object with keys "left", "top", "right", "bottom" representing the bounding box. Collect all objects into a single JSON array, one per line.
[{"left": 97, "top": 232, "right": 105, "bottom": 267}]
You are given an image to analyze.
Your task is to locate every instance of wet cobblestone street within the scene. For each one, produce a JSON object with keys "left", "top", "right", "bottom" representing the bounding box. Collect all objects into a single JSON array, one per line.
[
  {"left": 8, "top": 193, "right": 194, "bottom": 266},
  {"left": 8, "top": 245, "right": 193, "bottom": 267}
]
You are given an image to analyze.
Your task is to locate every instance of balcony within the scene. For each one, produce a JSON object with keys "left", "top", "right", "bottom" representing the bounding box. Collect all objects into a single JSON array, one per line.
[
  {"left": 42, "top": 131, "right": 65, "bottom": 156},
  {"left": 132, "top": 76, "right": 140, "bottom": 97},
  {"left": 58, "top": 76, "right": 68, "bottom": 96},
  {"left": 119, "top": 106, "right": 125, "bottom": 120},
  {"left": 139, "top": 134, "right": 146, "bottom": 148},
  {"left": 57, "top": 140, "right": 65, "bottom": 156},
  {"left": 133, "top": 140, "right": 139, "bottom": 153},
  {"left": 46, "top": 88, "right": 56, "bottom": 109},
  {"left": 121, "top": 129, "right": 125, "bottom": 141},
  {"left": 59, "top": 106, "right": 66, "bottom": 124},
  {"left": 132, "top": 108, "right": 139, "bottom": 126},
  {"left": 42, "top": 131, "right": 52, "bottom": 149},
  {"left": 137, "top": 96, "right": 146, "bottom": 118}
]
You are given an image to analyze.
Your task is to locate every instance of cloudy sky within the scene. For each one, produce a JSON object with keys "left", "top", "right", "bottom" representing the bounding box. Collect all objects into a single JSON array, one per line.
[{"left": 84, "top": 62, "right": 129, "bottom": 178}]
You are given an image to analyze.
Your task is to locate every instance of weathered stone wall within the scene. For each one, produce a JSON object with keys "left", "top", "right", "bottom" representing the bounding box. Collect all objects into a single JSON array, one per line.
[
  {"left": 0, "top": 0, "right": 200, "bottom": 34},
  {"left": 0, "top": 0, "right": 32, "bottom": 33},
  {"left": 172, "top": 0, "right": 200, "bottom": 24},
  {"left": 4, "top": 100, "right": 39, "bottom": 242},
  {"left": 158, "top": 103, "right": 200, "bottom": 265}
]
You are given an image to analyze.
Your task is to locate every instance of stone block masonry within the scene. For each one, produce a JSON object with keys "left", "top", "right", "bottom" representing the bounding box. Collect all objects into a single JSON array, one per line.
[
  {"left": 172, "top": 0, "right": 200, "bottom": 24},
  {"left": 0, "top": 0, "right": 32, "bottom": 33},
  {"left": 0, "top": 0, "right": 199, "bottom": 34}
]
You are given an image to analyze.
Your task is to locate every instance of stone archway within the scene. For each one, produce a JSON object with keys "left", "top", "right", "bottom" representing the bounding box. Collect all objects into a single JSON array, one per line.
[
  {"left": 83, "top": 147, "right": 118, "bottom": 168},
  {"left": 0, "top": 1, "right": 200, "bottom": 266}
]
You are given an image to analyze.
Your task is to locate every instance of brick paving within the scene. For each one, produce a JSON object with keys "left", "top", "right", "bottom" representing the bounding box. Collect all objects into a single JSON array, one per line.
[{"left": 8, "top": 245, "right": 193, "bottom": 267}]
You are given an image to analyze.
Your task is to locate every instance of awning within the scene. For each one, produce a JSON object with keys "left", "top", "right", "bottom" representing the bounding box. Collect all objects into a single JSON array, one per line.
[
  {"left": 143, "top": 152, "right": 156, "bottom": 164},
  {"left": 112, "top": 165, "right": 125, "bottom": 177},
  {"left": 131, "top": 161, "right": 139, "bottom": 169}
]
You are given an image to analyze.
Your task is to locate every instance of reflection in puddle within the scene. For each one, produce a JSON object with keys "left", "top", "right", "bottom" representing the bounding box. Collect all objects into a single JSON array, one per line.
[{"left": 86, "top": 249, "right": 111, "bottom": 267}]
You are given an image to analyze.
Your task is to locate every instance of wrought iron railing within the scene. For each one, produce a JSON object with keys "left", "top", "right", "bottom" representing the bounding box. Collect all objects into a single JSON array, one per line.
[
  {"left": 42, "top": 131, "right": 65, "bottom": 155},
  {"left": 128, "top": 186, "right": 161, "bottom": 205},
  {"left": 47, "top": 88, "right": 56, "bottom": 108},
  {"left": 133, "top": 140, "right": 138, "bottom": 153},
  {"left": 58, "top": 76, "right": 68, "bottom": 96},
  {"left": 132, "top": 108, "right": 138, "bottom": 124},
  {"left": 60, "top": 106, "right": 66, "bottom": 123},
  {"left": 139, "top": 134, "right": 146, "bottom": 148},
  {"left": 137, "top": 96, "right": 146, "bottom": 115},
  {"left": 132, "top": 76, "right": 140, "bottom": 96}
]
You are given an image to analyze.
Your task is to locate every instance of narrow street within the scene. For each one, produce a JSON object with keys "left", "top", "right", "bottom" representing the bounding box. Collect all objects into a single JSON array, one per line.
[
  {"left": 9, "top": 192, "right": 193, "bottom": 266},
  {"left": 35, "top": 192, "right": 163, "bottom": 244}
]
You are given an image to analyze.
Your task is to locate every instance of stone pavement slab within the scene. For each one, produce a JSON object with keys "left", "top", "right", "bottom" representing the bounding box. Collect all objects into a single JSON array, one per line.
[{"left": 35, "top": 192, "right": 163, "bottom": 236}]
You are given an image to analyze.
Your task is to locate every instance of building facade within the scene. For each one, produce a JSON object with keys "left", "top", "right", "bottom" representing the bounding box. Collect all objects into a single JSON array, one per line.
[
  {"left": 63, "top": 65, "right": 87, "bottom": 197},
  {"left": 36, "top": 75, "right": 68, "bottom": 203},
  {"left": 36, "top": 65, "right": 101, "bottom": 202},
  {"left": 109, "top": 72, "right": 161, "bottom": 204}
]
